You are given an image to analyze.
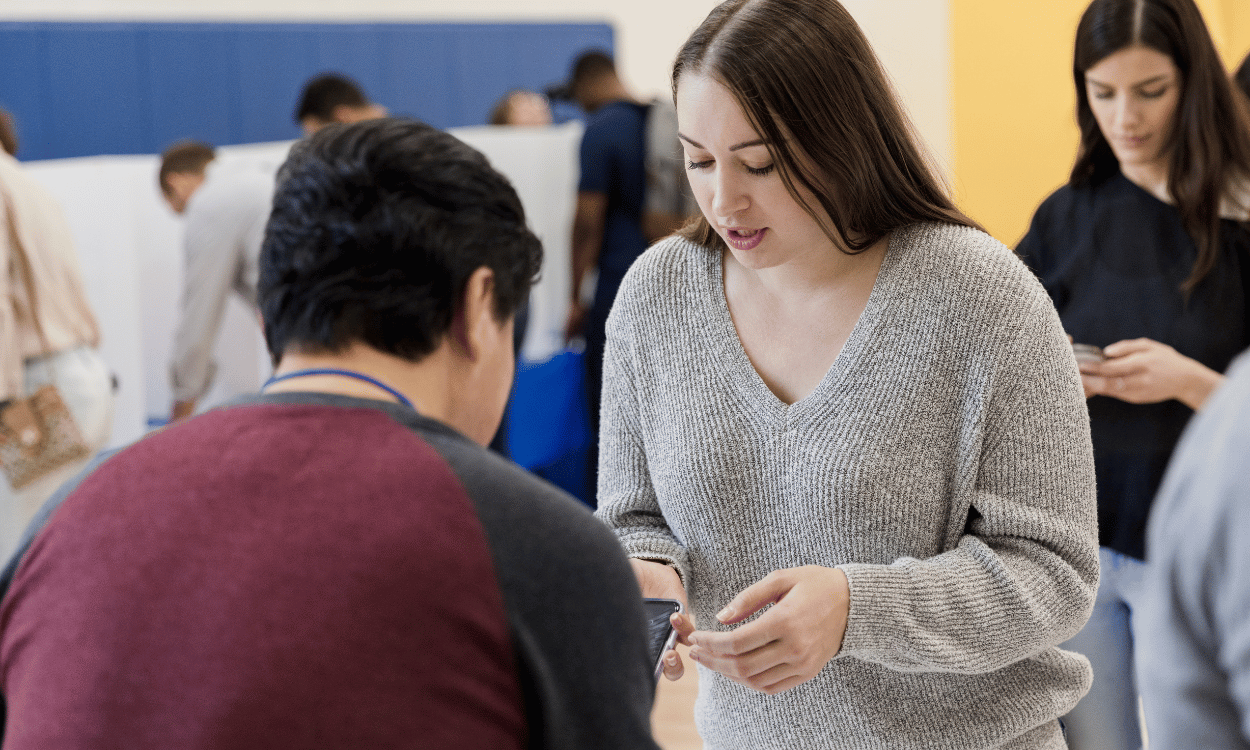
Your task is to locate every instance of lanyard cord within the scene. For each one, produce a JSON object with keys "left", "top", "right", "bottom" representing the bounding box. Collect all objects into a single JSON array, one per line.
[{"left": 262, "top": 368, "right": 414, "bottom": 410}]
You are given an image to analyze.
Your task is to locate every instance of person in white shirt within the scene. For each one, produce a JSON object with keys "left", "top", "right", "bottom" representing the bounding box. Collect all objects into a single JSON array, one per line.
[{"left": 158, "top": 141, "right": 275, "bottom": 422}]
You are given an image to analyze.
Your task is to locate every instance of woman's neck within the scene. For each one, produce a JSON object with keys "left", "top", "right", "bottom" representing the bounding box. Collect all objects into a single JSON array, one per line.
[{"left": 1121, "top": 160, "right": 1172, "bottom": 204}]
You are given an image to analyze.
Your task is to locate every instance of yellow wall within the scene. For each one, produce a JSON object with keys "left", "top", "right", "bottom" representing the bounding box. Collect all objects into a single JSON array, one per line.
[
  {"left": 951, "top": 1, "right": 1090, "bottom": 245},
  {"left": 952, "top": 0, "right": 1250, "bottom": 247}
]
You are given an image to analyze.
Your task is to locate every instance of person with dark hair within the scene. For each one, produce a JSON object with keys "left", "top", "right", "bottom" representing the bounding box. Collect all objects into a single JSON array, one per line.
[
  {"left": 489, "top": 89, "right": 553, "bottom": 127},
  {"left": 561, "top": 49, "right": 685, "bottom": 505},
  {"left": 1, "top": 123, "right": 113, "bottom": 562},
  {"left": 596, "top": 0, "right": 1099, "bottom": 747},
  {"left": 294, "top": 72, "right": 387, "bottom": 135},
  {"left": 0, "top": 108, "right": 18, "bottom": 156},
  {"left": 157, "top": 140, "right": 275, "bottom": 422},
  {"left": 0, "top": 118, "right": 660, "bottom": 750},
  {"left": 1016, "top": 1, "right": 1250, "bottom": 746}
]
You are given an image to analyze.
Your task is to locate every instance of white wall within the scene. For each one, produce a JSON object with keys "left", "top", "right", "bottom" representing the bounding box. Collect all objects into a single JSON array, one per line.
[{"left": 0, "top": 0, "right": 951, "bottom": 171}]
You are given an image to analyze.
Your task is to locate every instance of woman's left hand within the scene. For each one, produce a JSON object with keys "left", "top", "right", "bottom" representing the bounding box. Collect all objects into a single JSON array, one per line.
[
  {"left": 687, "top": 565, "right": 849, "bottom": 695},
  {"left": 1080, "top": 338, "right": 1223, "bottom": 410}
]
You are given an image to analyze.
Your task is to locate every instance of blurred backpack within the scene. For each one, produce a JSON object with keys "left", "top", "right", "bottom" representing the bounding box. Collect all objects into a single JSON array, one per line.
[{"left": 644, "top": 98, "right": 698, "bottom": 222}]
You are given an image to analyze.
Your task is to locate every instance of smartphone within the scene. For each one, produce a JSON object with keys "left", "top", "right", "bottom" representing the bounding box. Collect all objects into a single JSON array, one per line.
[
  {"left": 643, "top": 597, "right": 683, "bottom": 681},
  {"left": 1072, "top": 343, "right": 1106, "bottom": 366}
]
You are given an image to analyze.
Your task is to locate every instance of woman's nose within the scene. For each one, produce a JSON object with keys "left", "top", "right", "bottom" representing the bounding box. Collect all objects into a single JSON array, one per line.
[{"left": 711, "top": 169, "right": 749, "bottom": 220}]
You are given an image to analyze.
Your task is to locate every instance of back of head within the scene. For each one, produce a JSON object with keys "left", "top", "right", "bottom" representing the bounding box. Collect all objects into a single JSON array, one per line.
[
  {"left": 0, "top": 108, "right": 18, "bottom": 156},
  {"left": 672, "top": 0, "right": 976, "bottom": 254},
  {"left": 295, "top": 73, "right": 370, "bottom": 126},
  {"left": 259, "top": 117, "right": 542, "bottom": 364},
  {"left": 158, "top": 140, "right": 215, "bottom": 194},
  {"left": 1072, "top": 0, "right": 1250, "bottom": 290},
  {"left": 571, "top": 50, "right": 616, "bottom": 90}
]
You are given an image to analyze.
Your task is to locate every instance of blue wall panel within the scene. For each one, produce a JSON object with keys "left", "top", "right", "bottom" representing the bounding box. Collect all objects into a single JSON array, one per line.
[{"left": 0, "top": 21, "right": 613, "bottom": 161}]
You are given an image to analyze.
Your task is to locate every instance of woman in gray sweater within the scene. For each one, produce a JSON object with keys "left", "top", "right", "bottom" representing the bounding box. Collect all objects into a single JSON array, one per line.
[{"left": 594, "top": 1, "right": 1100, "bottom": 748}]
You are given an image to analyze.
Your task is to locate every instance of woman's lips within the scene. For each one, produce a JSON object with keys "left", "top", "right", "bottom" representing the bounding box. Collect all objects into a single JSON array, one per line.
[
  {"left": 1116, "top": 134, "right": 1150, "bottom": 148},
  {"left": 726, "top": 227, "right": 767, "bottom": 251}
]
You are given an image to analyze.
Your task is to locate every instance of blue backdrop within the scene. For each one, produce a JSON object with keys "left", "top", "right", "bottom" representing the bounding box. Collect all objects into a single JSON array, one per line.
[{"left": 0, "top": 21, "right": 611, "bottom": 161}]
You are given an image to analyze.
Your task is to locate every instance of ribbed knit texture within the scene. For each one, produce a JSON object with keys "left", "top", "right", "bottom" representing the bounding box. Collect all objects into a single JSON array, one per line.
[{"left": 596, "top": 224, "right": 1100, "bottom": 749}]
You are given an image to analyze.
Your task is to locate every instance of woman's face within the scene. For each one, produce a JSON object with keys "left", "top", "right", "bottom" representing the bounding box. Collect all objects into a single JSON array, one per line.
[
  {"left": 1084, "top": 45, "right": 1181, "bottom": 178},
  {"left": 676, "top": 72, "right": 835, "bottom": 270}
]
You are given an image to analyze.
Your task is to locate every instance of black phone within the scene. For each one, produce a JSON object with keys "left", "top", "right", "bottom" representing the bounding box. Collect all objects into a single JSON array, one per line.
[{"left": 643, "top": 597, "right": 683, "bottom": 680}]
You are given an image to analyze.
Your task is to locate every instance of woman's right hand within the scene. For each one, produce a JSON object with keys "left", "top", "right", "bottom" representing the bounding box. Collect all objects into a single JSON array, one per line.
[{"left": 630, "top": 558, "right": 693, "bottom": 681}]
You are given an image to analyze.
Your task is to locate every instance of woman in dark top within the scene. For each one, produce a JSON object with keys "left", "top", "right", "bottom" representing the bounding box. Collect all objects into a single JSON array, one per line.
[{"left": 1018, "top": 0, "right": 1250, "bottom": 747}]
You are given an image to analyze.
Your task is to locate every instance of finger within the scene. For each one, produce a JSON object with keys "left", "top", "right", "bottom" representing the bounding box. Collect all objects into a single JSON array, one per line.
[
  {"left": 691, "top": 617, "right": 778, "bottom": 657},
  {"left": 717, "top": 570, "right": 793, "bottom": 624},
  {"left": 1096, "top": 353, "right": 1148, "bottom": 377},
  {"left": 671, "top": 612, "right": 696, "bottom": 646},
  {"left": 690, "top": 639, "right": 788, "bottom": 682},
  {"left": 1103, "top": 338, "right": 1154, "bottom": 358},
  {"left": 662, "top": 648, "right": 685, "bottom": 681},
  {"left": 758, "top": 671, "right": 810, "bottom": 695}
]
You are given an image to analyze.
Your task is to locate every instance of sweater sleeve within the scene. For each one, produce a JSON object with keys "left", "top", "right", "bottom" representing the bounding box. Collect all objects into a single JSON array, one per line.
[
  {"left": 594, "top": 296, "right": 693, "bottom": 587},
  {"left": 835, "top": 290, "right": 1099, "bottom": 674}
]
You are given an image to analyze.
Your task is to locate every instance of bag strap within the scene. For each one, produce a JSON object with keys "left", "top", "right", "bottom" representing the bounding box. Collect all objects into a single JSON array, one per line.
[{"left": 2, "top": 187, "right": 56, "bottom": 374}]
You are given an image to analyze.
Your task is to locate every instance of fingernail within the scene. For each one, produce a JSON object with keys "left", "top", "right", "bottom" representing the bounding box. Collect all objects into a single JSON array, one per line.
[
  {"left": 717, "top": 606, "right": 734, "bottom": 621},
  {"left": 666, "top": 653, "right": 678, "bottom": 665},
  {"left": 689, "top": 649, "right": 701, "bottom": 662}
]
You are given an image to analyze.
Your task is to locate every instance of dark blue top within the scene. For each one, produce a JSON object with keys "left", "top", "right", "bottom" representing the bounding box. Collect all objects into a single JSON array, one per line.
[
  {"left": 578, "top": 100, "right": 649, "bottom": 279},
  {"left": 1018, "top": 171, "right": 1250, "bottom": 559}
]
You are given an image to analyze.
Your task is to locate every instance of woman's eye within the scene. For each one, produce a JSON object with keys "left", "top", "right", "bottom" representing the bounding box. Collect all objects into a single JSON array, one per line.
[
  {"left": 746, "top": 164, "right": 775, "bottom": 177},
  {"left": 1141, "top": 87, "right": 1168, "bottom": 99},
  {"left": 687, "top": 159, "right": 713, "bottom": 170},
  {"left": 1092, "top": 90, "right": 1114, "bottom": 100}
]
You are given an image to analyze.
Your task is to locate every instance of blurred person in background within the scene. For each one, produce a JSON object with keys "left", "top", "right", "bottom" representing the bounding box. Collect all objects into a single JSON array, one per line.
[
  {"left": 159, "top": 140, "right": 275, "bottom": 422},
  {"left": 294, "top": 73, "right": 387, "bottom": 135},
  {"left": 1017, "top": 0, "right": 1250, "bottom": 747},
  {"left": 0, "top": 115, "right": 114, "bottom": 561},
  {"left": 0, "top": 108, "right": 17, "bottom": 156},
  {"left": 560, "top": 50, "right": 687, "bottom": 506},
  {"left": 489, "top": 89, "right": 553, "bottom": 127},
  {"left": 1136, "top": 351, "right": 1250, "bottom": 749},
  {"left": 599, "top": 0, "right": 1099, "bottom": 747}
]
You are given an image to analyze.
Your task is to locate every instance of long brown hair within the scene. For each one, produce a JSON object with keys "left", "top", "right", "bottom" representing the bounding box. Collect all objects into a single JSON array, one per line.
[
  {"left": 672, "top": 0, "right": 979, "bottom": 254},
  {"left": 1072, "top": 0, "right": 1250, "bottom": 293}
]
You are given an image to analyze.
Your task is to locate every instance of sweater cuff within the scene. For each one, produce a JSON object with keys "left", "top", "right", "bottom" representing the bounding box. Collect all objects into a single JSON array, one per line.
[
  {"left": 619, "top": 536, "right": 691, "bottom": 590},
  {"left": 834, "top": 562, "right": 910, "bottom": 662}
]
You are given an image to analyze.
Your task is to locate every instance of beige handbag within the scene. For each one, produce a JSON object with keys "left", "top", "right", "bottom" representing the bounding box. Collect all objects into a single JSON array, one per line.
[{"left": 1, "top": 385, "right": 90, "bottom": 490}]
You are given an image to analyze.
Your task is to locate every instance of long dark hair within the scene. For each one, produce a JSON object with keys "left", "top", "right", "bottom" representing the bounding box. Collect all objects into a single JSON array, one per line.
[
  {"left": 1072, "top": 0, "right": 1250, "bottom": 293},
  {"left": 672, "top": 0, "right": 979, "bottom": 254}
]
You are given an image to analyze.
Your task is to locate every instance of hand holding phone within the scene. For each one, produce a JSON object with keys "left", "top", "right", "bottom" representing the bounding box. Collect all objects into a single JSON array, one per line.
[{"left": 643, "top": 598, "right": 683, "bottom": 681}]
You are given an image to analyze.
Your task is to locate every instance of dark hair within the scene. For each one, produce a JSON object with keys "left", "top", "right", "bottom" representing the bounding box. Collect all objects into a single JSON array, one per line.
[
  {"left": 259, "top": 117, "right": 542, "bottom": 363},
  {"left": 0, "top": 108, "right": 18, "bottom": 156},
  {"left": 1072, "top": 0, "right": 1250, "bottom": 293},
  {"left": 295, "top": 73, "right": 370, "bottom": 125},
  {"left": 1235, "top": 51, "right": 1250, "bottom": 106},
  {"left": 571, "top": 50, "right": 616, "bottom": 89},
  {"left": 672, "top": 0, "right": 978, "bottom": 254},
  {"left": 158, "top": 140, "right": 215, "bottom": 193}
]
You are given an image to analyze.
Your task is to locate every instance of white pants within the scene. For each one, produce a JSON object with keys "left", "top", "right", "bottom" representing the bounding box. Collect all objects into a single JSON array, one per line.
[{"left": 1, "top": 345, "right": 114, "bottom": 561}]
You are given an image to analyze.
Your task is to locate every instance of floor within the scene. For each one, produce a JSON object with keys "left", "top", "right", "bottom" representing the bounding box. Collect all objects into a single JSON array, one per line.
[{"left": 650, "top": 644, "right": 703, "bottom": 750}]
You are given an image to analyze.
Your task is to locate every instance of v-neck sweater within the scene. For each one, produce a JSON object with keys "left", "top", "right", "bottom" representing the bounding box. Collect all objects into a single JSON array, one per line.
[{"left": 596, "top": 224, "right": 1100, "bottom": 749}]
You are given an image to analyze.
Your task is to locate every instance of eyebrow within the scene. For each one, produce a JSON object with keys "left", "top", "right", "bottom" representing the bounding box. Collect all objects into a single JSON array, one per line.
[
  {"left": 678, "top": 133, "right": 768, "bottom": 151},
  {"left": 1085, "top": 73, "right": 1172, "bottom": 89}
]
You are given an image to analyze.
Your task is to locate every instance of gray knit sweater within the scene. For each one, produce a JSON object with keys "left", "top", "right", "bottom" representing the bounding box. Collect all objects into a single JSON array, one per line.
[{"left": 596, "top": 224, "right": 1099, "bottom": 750}]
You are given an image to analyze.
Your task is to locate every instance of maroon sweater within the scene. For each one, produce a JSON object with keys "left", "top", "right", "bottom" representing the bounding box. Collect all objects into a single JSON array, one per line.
[{"left": 0, "top": 403, "right": 527, "bottom": 748}]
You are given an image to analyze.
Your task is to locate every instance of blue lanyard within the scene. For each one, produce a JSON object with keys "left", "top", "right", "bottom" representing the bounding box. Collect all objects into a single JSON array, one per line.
[{"left": 262, "top": 368, "right": 414, "bottom": 410}]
